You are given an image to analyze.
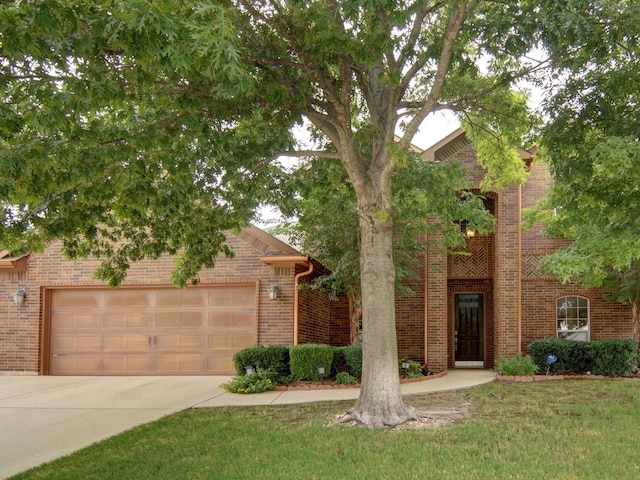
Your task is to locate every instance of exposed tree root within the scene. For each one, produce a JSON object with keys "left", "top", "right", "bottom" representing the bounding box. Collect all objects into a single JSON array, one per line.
[
  {"left": 331, "top": 396, "right": 471, "bottom": 430},
  {"left": 333, "top": 403, "right": 418, "bottom": 428}
]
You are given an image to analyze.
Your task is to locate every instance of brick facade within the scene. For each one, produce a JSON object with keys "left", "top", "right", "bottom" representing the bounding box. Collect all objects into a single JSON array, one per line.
[
  {"left": 0, "top": 227, "right": 309, "bottom": 373},
  {"left": 2, "top": 129, "right": 634, "bottom": 375},
  {"left": 414, "top": 129, "right": 634, "bottom": 372}
]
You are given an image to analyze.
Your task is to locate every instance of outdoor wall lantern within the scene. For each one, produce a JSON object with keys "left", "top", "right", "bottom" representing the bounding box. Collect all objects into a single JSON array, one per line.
[
  {"left": 267, "top": 285, "right": 280, "bottom": 300},
  {"left": 460, "top": 220, "right": 476, "bottom": 239},
  {"left": 317, "top": 364, "right": 326, "bottom": 383},
  {"left": 13, "top": 288, "right": 26, "bottom": 305},
  {"left": 245, "top": 365, "right": 255, "bottom": 375}
]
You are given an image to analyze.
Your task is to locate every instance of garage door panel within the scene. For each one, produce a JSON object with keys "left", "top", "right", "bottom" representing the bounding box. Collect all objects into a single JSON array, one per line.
[
  {"left": 208, "top": 311, "right": 254, "bottom": 329},
  {"left": 51, "top": 355, "right": 101, "bottom": 374},
  {"left": 207, "top": 289, "right": 236, "bottom": 306},
  {"left": 208, "top": 334, "right": 231, "bottom": 349},
  {"left": 233, "top": 333, "right": 255, "bottom": 349},
  {"left": 180, "top": 335, "right": 202, "bottom": 349},
  {"left": 53, "top": 290, "right": 100, "bottom": 309},
  {"left": 104, "top": 291, "right": 150, "bottom": 308},
  {"left": 52, "top": 314, "right": 99, "bottom": 330},
  {"left": 49, "top": 286, "right": 257, "bottom": 375},
  {"left": 156, "top": 312, "right": 204, "bottom": 329},
  {"left": 52, "top": 335, "right": 101, "bottom": 352},
  {"left": 102, "top": 356, "right": 153, "bottom": 373},
  {"left": 127, "top": 314, "right": 149, "bottom": 328},
  {"left": 206, "top": 355, "right": 234, "bottom": 374},
  {"left": 156, "top": 355, "right": 202, "bottom": 373},
  {"left": 156, "top": 291, "right": 206, "bottom": 307},
  {"left": 179, "top": 312, "right": 204, "bottom": 328},
  {"left": 156, "top": 335, "right": 178, "bottom": 350}
]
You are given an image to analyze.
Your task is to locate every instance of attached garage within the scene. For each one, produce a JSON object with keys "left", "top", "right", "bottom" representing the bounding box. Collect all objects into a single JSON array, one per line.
[{"left": 44, "top": 285, "right": 257, "bottom": 375}]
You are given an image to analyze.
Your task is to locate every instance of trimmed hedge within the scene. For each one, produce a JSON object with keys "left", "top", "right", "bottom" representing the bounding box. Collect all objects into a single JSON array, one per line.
[
  {"left": 232, "top": 344, "right": 290, "bottom": 380},
  {"left": 591, "top": 339, "right": 639, "bottom": 377},
  {"left": 530, "top": 337, "right": 639, "bottom": 377},
  {"left": 289, "top": 343, "right": 335, "bottom": 381},
  {"left": 332, "top": 345, "right": 363, "bottom": 378}
]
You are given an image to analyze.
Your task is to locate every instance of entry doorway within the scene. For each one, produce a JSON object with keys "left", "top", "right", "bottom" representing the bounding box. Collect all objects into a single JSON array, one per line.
[{"left": 454, "top": 293, "right": 484, "bottom": 366}]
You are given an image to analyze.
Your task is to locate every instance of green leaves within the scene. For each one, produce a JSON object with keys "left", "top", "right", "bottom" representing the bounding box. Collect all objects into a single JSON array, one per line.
[
  {"left": 532, "top": 0, "right": 640, "bottom": 307},
  {"left": 0, "top": 0, "right": 297, "bottom": 286}
]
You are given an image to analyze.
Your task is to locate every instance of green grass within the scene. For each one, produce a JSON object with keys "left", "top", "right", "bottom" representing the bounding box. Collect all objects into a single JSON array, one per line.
[{"left": 11, "top": 380, "right": 640, "bottom": 480}]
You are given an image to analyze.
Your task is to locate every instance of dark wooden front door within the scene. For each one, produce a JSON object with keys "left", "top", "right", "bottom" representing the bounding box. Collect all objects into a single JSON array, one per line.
[{"left": 454, "top": 293, "right": 484, "bottom": 362}]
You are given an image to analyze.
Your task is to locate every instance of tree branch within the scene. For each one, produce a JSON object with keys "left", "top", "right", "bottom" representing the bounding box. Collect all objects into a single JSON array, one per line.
[
  {"left": 272, "top": 150, "right": 342, "bottom": 160},
  {"left": 398, "top": 0, "right": 470, "bottom": 149},
  {"left": 397, "top": 1, "right": 446, "bottom": 73}
]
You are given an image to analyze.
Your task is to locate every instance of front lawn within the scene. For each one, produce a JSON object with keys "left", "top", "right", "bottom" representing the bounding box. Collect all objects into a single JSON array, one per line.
[{"left": 11, "top": 380, "right": 640, "bottom": 479}]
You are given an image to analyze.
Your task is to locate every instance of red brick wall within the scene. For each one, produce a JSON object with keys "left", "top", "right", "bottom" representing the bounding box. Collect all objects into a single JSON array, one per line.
[
  {"left": 396, "top": 265, "right": 426, "bottom": 363},
  {"left": 521, "top": 160, "right": 572, "bottom": 252},
  {"left": 520, "top": 160, "right": 633, "bottom": 346},
  {"left": 493, "top": 185, "right": 522, "bottom": 360},
  {"left": 425, "top": 226, "right": 448, "bottom": 371},
  {"left": 0, "top": 231, "right": 299, "bottom": 373},
  {"left": 0, "top": 271, "right": 36, "bottom": 372},
  {"left": 521, "top": 279, "right": 633, "bottom": 350}
]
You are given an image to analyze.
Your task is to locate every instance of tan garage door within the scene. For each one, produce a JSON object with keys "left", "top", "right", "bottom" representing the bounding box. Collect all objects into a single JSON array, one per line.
[{"left": 48, "top": 286, "right": 256, "bottom": 375}]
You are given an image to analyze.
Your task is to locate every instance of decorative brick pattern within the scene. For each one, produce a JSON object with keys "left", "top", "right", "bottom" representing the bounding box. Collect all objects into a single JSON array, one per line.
[{"left": 449, "top": 237, "right": 493, "bottom": 278}]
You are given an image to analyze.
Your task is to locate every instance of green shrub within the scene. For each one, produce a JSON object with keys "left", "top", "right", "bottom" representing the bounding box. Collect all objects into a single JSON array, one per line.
[
  {"left": 232, "top": 344, "right": 290, "bottom": 381},
  {"left": 289, "top": 343, "right": 335, "bottom": 381},
  {"left": 590, "top": 339, "right": 639, "bottom": 377},
  {"left": 497, "top": 353, "right": 539, "bottom": 376},
  {"left": 335, "top": 371, "right": 358, "bottom": 385},
  {"left": 529, "top": 337, "right": 590, "bottom": 374},
  {"left": 530, "top": 337, "right": 639, "bottom": 377},
  {"left": 399, "top": 359, "right": 423, "bottom": 378},
  {"left": 221, "top": 371, "right": 277, "bottom": 394},
  {"left": 333, "top": 345, "right": 363, "bottom": 378}
]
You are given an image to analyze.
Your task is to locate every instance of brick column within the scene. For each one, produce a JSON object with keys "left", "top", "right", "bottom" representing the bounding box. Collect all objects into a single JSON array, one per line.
[
  {"left": 493, "top": 185, "right": 522, "bottom": 361},
  {"left": 424, "top": 228, "right": 448, "bottom": 371}
]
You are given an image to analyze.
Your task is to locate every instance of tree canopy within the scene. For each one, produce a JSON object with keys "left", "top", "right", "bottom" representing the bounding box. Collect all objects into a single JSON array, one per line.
[
  {"left": 527, "top": 1, "right": 640, "bottom": 338},
  {"left": 1, "top": 0, "right": 628, "bottom": 426}
]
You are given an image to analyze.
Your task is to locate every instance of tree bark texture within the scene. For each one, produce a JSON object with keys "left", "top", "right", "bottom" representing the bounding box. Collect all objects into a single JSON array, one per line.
[
  {"left": 632, "top": 300, "right": 640, "bottom": 344},
  {"left": 348, "top": 286, "right": 362, "bottom": 346},
  {"left": 346, "top": 200, "right": 417, "bottom": 427}
]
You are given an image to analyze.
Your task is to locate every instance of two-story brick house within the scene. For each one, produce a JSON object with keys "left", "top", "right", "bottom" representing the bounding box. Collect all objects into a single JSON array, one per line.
[{"left": 0, "top": 129, "right": 633, "bottom": 375}]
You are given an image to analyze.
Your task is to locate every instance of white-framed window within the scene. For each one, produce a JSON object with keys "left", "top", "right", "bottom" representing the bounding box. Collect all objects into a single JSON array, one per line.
[{"left": 556, "top": 296, "right": 590, "bottom": 341}]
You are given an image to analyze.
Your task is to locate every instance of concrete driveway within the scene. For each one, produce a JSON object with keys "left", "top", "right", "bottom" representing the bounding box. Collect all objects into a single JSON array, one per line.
[{"left": 0, "top": 375, "right": 231, "bottom": 479}]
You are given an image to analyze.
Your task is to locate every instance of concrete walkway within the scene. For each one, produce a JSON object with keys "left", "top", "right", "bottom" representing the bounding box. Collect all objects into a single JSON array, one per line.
[{"left": 0, "top": 369, "right": 494, "bottom": 479}]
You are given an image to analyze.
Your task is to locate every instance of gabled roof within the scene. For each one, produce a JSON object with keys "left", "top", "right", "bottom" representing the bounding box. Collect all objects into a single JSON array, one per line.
[
  {"left": 237, "top": 225, "right": 311, "bottom": 269},
  {"left": 0, "top": 250, "right": 28, "bottom": 272},
  {"left": 421, "top": 128, "right": 534, "bottom": 165}
]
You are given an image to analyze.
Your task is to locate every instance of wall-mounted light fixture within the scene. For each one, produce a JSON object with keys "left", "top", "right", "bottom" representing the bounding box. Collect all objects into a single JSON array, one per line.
[
  {"left": 460, "top": 221, "right": 476, "bottom": 239},
  {"left": 267, "top": 285, "right": 280, "bottom": 300},
  {"left": 13, "top": 288, "right": 26, "bottom": 305}
]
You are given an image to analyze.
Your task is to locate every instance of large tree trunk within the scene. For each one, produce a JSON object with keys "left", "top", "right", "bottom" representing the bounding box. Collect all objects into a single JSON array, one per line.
[
  {"left": 348, "top": 286, "right": 362, "bottom": 346},
  {"left": 346, "top": 201, "right": 417, "bottom": 427},
  {"left": 632, "top": 300, "right": 640, "bottom": 343}
]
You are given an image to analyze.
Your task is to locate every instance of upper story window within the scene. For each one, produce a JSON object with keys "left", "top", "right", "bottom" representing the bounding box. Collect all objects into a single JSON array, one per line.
[{"left": 557, "top": 296, "right": 590, "bottom": 341}]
